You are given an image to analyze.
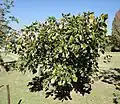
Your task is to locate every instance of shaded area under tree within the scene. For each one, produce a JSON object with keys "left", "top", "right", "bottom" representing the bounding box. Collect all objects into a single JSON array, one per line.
[{"left": 99, "top": 68, "right": 120, "bottom": 104}]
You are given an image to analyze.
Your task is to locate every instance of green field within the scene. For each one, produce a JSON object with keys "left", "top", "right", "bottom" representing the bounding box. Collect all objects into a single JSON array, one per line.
[{"left": 0, "top": 52, "right": 120, "bottom": 104}]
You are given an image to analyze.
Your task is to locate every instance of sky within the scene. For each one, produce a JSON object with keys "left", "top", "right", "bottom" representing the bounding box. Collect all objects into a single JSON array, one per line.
[{"left": 10, "top": 0, "right": 120, "bottom": 35}]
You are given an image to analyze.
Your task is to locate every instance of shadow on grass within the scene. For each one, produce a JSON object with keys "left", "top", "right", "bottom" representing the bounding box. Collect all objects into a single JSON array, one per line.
[
  {"left": 100, "top": 68, "right": 120, "bottom": 85},
  {"left": 27, "top": 74, "right": 92, "bottom": 101},
  {"left": 99, "top": 68, "right": 120, "bottom": 104}
]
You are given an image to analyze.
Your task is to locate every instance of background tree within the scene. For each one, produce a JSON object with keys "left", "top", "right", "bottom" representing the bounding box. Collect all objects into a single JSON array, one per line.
[
  {"left": 0, "top": 0, "right": 18, "bottom": 71},
  {"left": 111, "top": 10, "right": 120, "bottom": 52}
]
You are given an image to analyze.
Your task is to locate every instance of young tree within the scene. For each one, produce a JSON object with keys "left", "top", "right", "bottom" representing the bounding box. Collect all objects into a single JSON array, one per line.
[
  {"left": 111, "top": 10, "right": 120, "bottom": 52},
  {"left": 8, "top": 12, "right": 108, "bottom": 100}
]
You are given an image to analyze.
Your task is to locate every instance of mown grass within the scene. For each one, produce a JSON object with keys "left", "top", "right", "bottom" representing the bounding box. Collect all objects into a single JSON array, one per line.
[{"left": 0, "top": 52, "right": 120, "bottom": 104}]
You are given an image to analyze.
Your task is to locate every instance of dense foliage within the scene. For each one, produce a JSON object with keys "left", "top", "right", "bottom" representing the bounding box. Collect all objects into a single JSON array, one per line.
[
  {"left": 111, "top": 10, "right": 120, "bottom": 52},
  {"left": 8, "top": 12, "right": 108, "bottom": 100}
]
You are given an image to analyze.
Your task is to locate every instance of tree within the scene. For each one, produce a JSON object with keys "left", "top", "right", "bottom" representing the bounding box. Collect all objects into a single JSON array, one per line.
[
  {"left": 0, "top": 0, "right": 17, "bottom": 48},
  {"left": 8, "top": 12, "right": 108, "bottom": 100},
  {"left": 0, "top": 0, "right": 18, "bottom": 71},
  {"left": 111, "top": 10, "right": 120, "bottom": 52}
]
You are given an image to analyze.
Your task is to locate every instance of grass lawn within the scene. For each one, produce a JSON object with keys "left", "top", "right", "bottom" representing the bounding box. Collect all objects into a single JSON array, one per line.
[{"left": 0, "top": 52, "right": 120, "bottom": 104}]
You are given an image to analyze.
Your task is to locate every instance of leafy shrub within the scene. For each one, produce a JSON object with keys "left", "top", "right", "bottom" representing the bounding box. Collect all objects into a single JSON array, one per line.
[{"left": 8, "top": 12, "right": 108, "bottom": 100}]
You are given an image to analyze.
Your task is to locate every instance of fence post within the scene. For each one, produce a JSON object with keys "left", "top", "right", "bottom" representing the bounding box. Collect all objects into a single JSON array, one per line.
[
  {"left": 0, "top": 85, "right": 4, "bottom": 88},
  {"left": 6, "top": 85, "right": 10, "bottom": 104}
]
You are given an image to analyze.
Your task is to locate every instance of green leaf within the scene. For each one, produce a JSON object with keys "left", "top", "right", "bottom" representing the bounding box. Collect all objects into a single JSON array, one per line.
[
  {"left": 69, "top": 35, "right": 74, "bottom": 44},
  {"left": 51, "top": 76, "right": 57, "bottom": 84},
  {"left": 72, "top": 75, "right": 77, "bottom": 82},
  {"left": 58, "top": 81, "right": 62, "bottom": 86},
  {"left": 81, "top": 43, "right": 87, "bottom": 49}
]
